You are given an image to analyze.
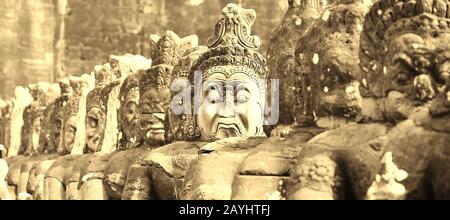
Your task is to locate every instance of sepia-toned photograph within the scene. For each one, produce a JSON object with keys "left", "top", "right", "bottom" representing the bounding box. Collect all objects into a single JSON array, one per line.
[{"left": 0, "top": 0, "right": 449, "bottom": 209}]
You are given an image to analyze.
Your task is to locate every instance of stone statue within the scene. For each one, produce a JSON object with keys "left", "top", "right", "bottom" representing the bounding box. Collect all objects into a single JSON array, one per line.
[
  {"left": 79, "top": 32, "right": 197, "bottom": 200},
  {"left": 5, "top": 86, "right": 32, "bottom": 199},
  {"left": 0, "top": 99, "right": 12, "bottom": 157},
  {"left": 16, "top": 79, "right": 79, "bottom": 200},
  {"left": 5, "top": 83, "right": 59, "bottom": 200},
  {"left": 361, "top": 0, "right": 450, "bottom": 199},
  {"left": 24, "top": 77, "right": 93, "bottom": 200},
  {"left": 152, "top": 3, "right": 271, "bottom": 200},
  {"left": 44, "top": 64, "right": 117, "bottom": 200},
  {"left": 78, "top": 54, "right": 153, "bottom": 200},
  {"left": 0, "top": 144, "right": 11, "bottom": 200},
  {"left": 285, "top": 0, "right": 450, "bottom": 200},
  {"left": 128, "top": 45, "right": 208, "bottom": 200},
  {"left": 267, "top": 0, "right": 326, "bottom": 127},
  {"left": 181, "top": 0, "right": 378, "bottom": 200}
]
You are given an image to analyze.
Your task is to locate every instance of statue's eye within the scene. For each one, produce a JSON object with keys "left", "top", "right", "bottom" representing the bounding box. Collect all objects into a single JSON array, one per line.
[
  {"left": 127, "top": 103, "right": 137, "bottom": 115},
  {"left": 207, "top": 90, "right": 221, "bottom": 104},
  {"left": 236, "top": 89, "right": 250, "bottom": 103},
  {"left": 55, "top": 121, "right": 62, "bottom": 129},
  {"left": 323, "top": 73, "right": 339, "bottom": 88},
  {"left": 396, "top": 72, "right": 411, "bottom": 85},
  {"left": 88, "top": 117, "right": 98, "bottom": 128},
  {"left": 67, "top": 126, "right": 76, "bottom": 134}
]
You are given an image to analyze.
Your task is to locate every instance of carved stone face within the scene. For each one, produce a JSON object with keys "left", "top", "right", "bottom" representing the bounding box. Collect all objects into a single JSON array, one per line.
[
  {"left": 314, "top": 46, "right": 362, "bottom": 119},
  {"left": 139, "top": 87, "right": 170, "bottom": 146},
  {"left": 381, "top": 32, "right": 450, "bottom": 119},
  {"left": 31, "top": 116, "right": 42, "bottom": 152},
  {"left": 119, "top": 87, "right": 140, "bottom": 146},
  {"left": 197, "top": 66, "right": 265, "bottom": 140},
  {"left": 51, "top": 109, "right": 63, "bottom": 150},
  {"left": 295, "top": 2, "right": 368, "bottom": 124},
  {"left": 63, "top": 115, "right": 77, "bottom": 153},
  {"left": 86, "top": 106, "right": 106, "bottom": 152}
]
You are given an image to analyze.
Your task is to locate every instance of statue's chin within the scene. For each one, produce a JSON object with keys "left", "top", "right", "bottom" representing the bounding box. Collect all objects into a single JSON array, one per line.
[
  {"left": 383, "top": 90, "right": 428, "bottom": 122},
  {"left": 143, "top": 130, "right": 165, "bottom": 146}
]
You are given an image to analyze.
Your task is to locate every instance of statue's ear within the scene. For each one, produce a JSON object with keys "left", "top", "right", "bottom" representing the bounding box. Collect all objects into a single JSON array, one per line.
[
  {"left": 179, "top": 35, "right": 199, "bottom": 54},
  {"left": 149, "top": 35, "right": 161, "bottom": 59},
  {"left": 242, "top": 8, "right": 256, "bottom": 26},
  {"left": 149, "top": 34, "right": 161, "bottom": 44}
]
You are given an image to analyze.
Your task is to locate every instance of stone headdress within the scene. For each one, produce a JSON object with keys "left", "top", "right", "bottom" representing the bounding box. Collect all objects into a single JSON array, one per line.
[
  {"left": 167, "top": 46, "right": 208, "bottom": 142},
  {"left": 86, "top": 64, "right": 118, "bottom": 114},
  {"left": 42, "top": 79, "right": 72, "bottom": 154},
  {"left": 20, "top": 82, "right": 60, "bottom": 155},
  {"left": 111, "top": 55, "right": 152, "bottom": 151},
  {"left": 140, "top": 31, "right": 198, "bottom": 92},
  {"left": 189, "top": 3, "right": 268, "bottom": 84},
  {"left": 359, "top": 0, "right": 450, "bottom": 97}
]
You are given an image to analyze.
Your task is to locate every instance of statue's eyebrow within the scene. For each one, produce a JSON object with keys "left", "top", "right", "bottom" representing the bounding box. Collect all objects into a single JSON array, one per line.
[{"left": 392, "top": 52, "right": 415, "bottom": 69}]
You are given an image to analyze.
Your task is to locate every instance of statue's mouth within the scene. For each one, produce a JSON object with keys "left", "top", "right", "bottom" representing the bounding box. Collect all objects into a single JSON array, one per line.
[
  {"left": 215, "top": 123, "right": 242, "bottom": 138},
  {"left": 147, "top": 128, "right": 165, "bottom": 134}
]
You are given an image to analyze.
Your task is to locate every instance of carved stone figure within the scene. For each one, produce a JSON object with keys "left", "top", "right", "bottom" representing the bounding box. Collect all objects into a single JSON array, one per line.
[
  {"left": 80, "top": 32, "right": 198, "bottom": 200},
  {"left": 0, "top": 99, "right": 12, "bottom": 156},
  {"left": 361, "top": 0, "right": 450, "bottom": 199},
  {"left": 7, "top": 86, "right": 33, "bottom": 159},
  {"left": 267, "top": 0, "right": 326, "bottom": 126},
  {"left": 4, "top": 83, "right": 59, "bottom": 200},
  {"left": 44, "top": 64, "right": 117, "bottom": 200},
  {"left": 182, "top": 0, "right": 378, "bottom": 200},
  {"left": 169, "top": 3, "right": 273, "bottom": 200},
  {"left": 286, "top": 0, "right": 450, "bottom": 200},
  {"left": 5, "top": 85, "right": 53, "bottom": 200},
  {"left": 78, "top": 54, "right": 153, "bottom": 200},
  {"left": 22, "top": 77, "right": 94, "bottom": 200},
  {"left": 134, "top": 45, "right": 208, "bottom": 200}
]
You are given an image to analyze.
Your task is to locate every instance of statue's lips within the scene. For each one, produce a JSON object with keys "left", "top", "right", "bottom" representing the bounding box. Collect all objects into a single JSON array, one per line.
[
  {"left": 147, "top": 128, "right": 165, "bottom": 134},
  {"left": 216, "top": 123, "right": 241, "bottom": 134}
]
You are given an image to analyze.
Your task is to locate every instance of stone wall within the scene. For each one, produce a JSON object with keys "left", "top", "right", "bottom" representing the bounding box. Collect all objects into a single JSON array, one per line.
[
  {"left": 0, "top": 0, "right": 288, "bottom": 98},
  {"left": 0, "top": 0, "right": 56, "bottom": 98}
]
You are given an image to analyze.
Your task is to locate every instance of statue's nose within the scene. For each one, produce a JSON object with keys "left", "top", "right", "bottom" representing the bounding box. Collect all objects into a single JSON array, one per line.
[
  {"left": 218, "top": 94, "right": 235, "bottom": 118},
  {"left": 414, "top": 74, "right": 437, "bottom": 101}
]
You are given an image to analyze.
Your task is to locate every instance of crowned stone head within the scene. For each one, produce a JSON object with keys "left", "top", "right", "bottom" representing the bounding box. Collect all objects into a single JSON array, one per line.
[
  {"left": 188, "top": 4, "right": 268, "bottom": 141},
  {"left": 138, "top": 31, "right": 198, "bottom": 147},
  {"left": 359, "top": 0, "right": 450, "bottom": 121}
]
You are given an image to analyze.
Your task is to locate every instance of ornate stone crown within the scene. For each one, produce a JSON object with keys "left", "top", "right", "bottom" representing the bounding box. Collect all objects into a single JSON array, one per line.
[
  {"left": 359, "top": 0, "right": 450, "bottom": 96},
  {"left": 64, "top": 76, "right": 88, "bottom": 119},
  {"left": 140, "top": 31, "right": 198, "bottom": 91},
  {"left": 172, "top": 46, "right": 208, "bottom": 81},
  {"left": 189, "top": 3, "right": 268, "bottom": 83},
  {"left": 167, "top": 46, "right": 209, "bottom": 142},
  {"left": 21, "top": 82, "right": 60, "bottom": 155},
  {"left": 87, "top": 64, "right": 118, "bottom": 112}
]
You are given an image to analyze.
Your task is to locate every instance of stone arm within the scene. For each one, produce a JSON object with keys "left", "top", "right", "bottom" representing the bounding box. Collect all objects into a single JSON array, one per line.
[{"left": 368, "top": 119, "right": 450, "bottom": 199}]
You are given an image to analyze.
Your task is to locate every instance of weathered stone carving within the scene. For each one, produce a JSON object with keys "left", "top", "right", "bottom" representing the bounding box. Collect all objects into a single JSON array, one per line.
[
  {"left": 44, "top": 64, "right": 117, "bottom": 200},
  {"left": 79, "top": 54, "right": 153, "bottom": 200},
  {"left": 135, "top": 46, "right": 208, "bottom": 200},
  {"left": 177, "top": 3, "right": 272, "bottom": 200},
  {"left": 85, "top": 64, "right": 118, "bottom": 153},
  {"left": 286, "top": 0, "right": 450, "bottom": 200},
  {"left": 101, "top": 32, "right": 197, "bottom": 200},
  {"left": 22, "top": 79, "right": 87, "bottom": 200},
  {"left": 5, "top": 83, "right": 59, "bottom": 200},
  {"left": 360, "top": 0, "right": 450, "bottom": 199},
  {"left": 267, "top": 0, "right": 326, "bottom": 126},
  {"left": 0, "top": 99, "right": 12, "bottom": 156},
  {"left": 7, "top": 87, "right": 33, "bottom": 159}
]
